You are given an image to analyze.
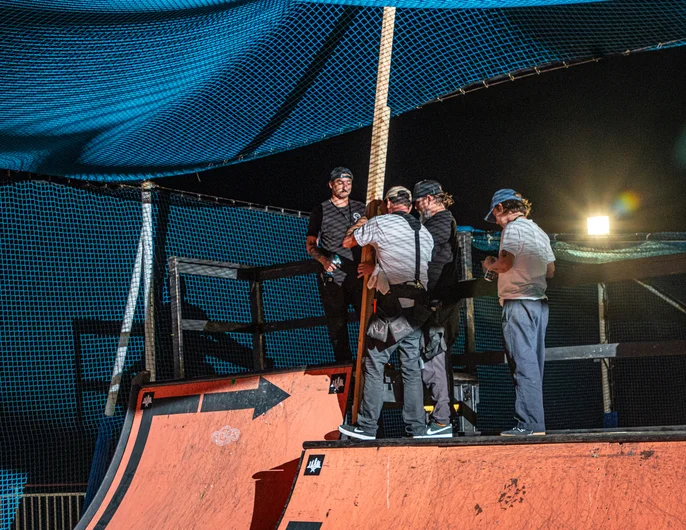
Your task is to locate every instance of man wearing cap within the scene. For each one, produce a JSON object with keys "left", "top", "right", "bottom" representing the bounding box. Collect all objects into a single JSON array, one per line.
[
  {"left": 413, "top": 179, "right": 460, "bottom": 437},
  {"left": 338, "top": 186, "right": 436, "bottom": 440},
  {"left": 482, "top": 189, "right": 555, "bottom": 436},
  {"left": 306, "top": 167, "right": 366, "bottom": 363}
]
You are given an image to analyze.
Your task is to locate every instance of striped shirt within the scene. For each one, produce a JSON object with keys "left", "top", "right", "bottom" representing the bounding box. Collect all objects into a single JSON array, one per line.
[{"left": 498, "top": 217, "right": 555, "bottom": 301}]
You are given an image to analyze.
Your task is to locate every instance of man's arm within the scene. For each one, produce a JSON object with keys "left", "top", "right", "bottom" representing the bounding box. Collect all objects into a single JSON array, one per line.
[
  {"left": 546, "top": 261, "right": 555, "bottom": 278},
  {"left": 483, "top": 249, "right": 515, "bottom": 274},
  {"left": 342, "top": 216, "right": 368, "bottom": 248},
  {"left": 306, "top": 235, "right": 336, "bottom": 272}
]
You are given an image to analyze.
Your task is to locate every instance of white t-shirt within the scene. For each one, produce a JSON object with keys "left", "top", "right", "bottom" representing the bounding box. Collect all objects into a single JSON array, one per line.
[
  {"left": 498, "top": 217, "right": 555, "bottom": 301},
  {"left": 354, "top": 213, "right": 434, "bottom": 289}
]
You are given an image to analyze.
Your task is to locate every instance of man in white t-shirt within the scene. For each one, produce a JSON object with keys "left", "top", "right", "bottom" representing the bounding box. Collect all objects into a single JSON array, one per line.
[
  {"left": 482, "top": 189, "right": 555, "bottom": 436},
  {"left": 338, "top": 186, "right": 435, "bottom": 440}
]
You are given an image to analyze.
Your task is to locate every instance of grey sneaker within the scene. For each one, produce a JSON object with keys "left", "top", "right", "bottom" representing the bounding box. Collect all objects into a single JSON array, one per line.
[
  {"left": 500, "top": 426, "right": 546, "bottom": 436},
  {"left": 414, "top": 421, "right": 453, "bottom": 439},
  {"left": 338, "top": 423, "right": 376, "bottom": 440}
]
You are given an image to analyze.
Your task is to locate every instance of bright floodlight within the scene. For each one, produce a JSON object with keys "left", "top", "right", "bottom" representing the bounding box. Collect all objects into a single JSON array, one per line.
[{"left": 587, "top": 216, "right": 610, "bottom": 236}]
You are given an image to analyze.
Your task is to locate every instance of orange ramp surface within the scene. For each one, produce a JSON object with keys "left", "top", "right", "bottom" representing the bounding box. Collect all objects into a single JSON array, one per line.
[
  {"left": 77, "top": 365, "right": 351, "bottom": 530},
  {"left": 279, "top": 433, "right": 686, "bottom": 530}
]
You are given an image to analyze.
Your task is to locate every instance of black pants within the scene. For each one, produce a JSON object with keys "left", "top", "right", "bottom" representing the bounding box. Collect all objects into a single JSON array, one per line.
[{"left": 317, "top": 274, "right": 363, "bottom": 363}]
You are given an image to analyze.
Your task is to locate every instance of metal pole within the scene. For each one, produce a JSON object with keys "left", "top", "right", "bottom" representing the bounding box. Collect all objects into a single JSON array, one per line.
[
  {"left": 249, "top": 277, "right": 266, "bottom": 371},
  {"left": 169, "top": 256, "right": 185, "bottom": 379},
  {"left": 142, "top": 181, "right": 156, "bottom": 381},
  {"left": 598, "top": 282, "right": 616, "bottom": 427},
  {"left": 104, "top": 232, "right": 144, "bottom": 416},
  {"left": 352, "top": 6, "right": 396, "bottom": 423},
  {"left": 458, "top": 233, "right": 476, "bottom": 355}
]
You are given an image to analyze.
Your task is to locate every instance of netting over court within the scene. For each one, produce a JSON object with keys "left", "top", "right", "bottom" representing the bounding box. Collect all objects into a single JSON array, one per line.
[
  {"left": 2, "top": 177, "right": 686, "bottom": 528},
  {"left": 1, "top": 1, "right": 685, "bottom": 179}
]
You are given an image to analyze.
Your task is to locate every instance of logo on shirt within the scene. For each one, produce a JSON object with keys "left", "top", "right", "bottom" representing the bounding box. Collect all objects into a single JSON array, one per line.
[{"left": 352, "top": 212, "right": 361, "bottom": 222}]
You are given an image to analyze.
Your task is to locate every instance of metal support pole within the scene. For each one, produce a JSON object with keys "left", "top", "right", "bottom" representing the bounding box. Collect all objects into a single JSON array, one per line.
[
  {"left": 598, "top": 282, "right": 616, "bottom": 426},
  {"left": 142, "top": 181, "right": 156, "bottom": 381},
  {"left": 250, "top": 278, "right": 266, "bottom": 371},
  {"left": 352, "top": 6, "right": 396, "bottom": 424},
  {"left": 169, "top": 256, "right": 185, "bottom": 379},
  {"left": 458, "top": 233, "right": 476, "bottom": 355}
]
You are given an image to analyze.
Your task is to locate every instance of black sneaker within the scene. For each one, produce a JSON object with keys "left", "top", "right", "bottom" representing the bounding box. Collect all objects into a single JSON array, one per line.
[
  {"left": 500, "top": 427, "right": 546, "bottom": 436},
  {"left": 414, "top": 421, "right": 453, "bottom": 439},
  {"left": 338, "top": 423, "right": 376, "bottom": 440}
]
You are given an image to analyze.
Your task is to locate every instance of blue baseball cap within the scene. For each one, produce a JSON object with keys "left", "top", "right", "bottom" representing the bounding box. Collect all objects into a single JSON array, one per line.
[{"left": 484, "top": 188, "right": 524, "bottom": 223}]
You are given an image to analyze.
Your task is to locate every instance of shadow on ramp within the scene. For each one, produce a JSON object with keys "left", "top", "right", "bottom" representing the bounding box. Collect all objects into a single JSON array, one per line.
[{"left": 77, "top": 365, "right": 351, "bottom": 530}]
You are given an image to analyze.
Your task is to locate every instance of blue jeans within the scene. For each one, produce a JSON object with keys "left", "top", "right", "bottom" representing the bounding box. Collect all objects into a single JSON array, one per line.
[{"left": 502, "top": 299, "right": 549, "bottom": 432}]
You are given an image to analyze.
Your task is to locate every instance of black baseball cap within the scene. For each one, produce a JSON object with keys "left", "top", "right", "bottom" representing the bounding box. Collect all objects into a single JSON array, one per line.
[
  {"left": 413, "top": 180, "right": 443, "bottom": 201},
  {"left": 329, "top": 167, "right": 353, "bottom": 181}
]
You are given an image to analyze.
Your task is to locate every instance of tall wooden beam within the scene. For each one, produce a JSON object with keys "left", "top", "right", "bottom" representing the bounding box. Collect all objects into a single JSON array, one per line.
[{"left": 352, "top": 7, "right": 396, "bottom": 423}]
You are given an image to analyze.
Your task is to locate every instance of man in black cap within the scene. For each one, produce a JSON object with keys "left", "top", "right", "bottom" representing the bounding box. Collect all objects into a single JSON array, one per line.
[
  {"left": 413, "top": 179, "right": 460, "bottom": 437},
  {"left": 306, "top": 167, "right": 366, "bottom": 363}
]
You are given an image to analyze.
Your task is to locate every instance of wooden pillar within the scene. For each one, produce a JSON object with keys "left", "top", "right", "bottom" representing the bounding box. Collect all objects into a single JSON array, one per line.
[{"left": 352, "top": 7, "right": 396, "bottom": 423}]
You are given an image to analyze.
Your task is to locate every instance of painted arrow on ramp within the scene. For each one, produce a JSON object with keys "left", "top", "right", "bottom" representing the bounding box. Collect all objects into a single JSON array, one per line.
[{"left": 200, "top": 376, "right": 291, "bottom": 419}]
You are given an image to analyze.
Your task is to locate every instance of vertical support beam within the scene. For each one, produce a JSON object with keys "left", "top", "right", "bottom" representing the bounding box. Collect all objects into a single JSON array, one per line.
[
  {"left": 104, "top": 232, "right": 144, "bottom": 416},
  {"left": 352, "top": 6, "right": 396, "bottom": 424},
  {"left": 169, "top": 256, "right": 185, "bottom": 379},
  {"left": 598, "top": 282, "right": 616, "bottom": 426},
  {"left": 142, "top": 181, "right": 156, "bottom": 381},
  {"left": 250, "top": 277, "right": 266, "bottom": 371},
  {"left": 458, "top": 232, "right": 476, "bottom": 355}
]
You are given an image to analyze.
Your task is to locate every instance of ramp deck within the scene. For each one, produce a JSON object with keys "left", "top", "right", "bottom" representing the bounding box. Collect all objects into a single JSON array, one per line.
[{"left": 279, "top": 430, "right": 686, "bottom": 530}]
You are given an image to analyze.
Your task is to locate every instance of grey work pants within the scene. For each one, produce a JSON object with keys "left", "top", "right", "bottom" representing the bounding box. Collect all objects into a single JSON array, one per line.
[
  {"left": 502, "top": 299, "right": 549, "bottom": 432},
  {"left": 421, "top": 302, "right": 460, "bottom": 425},
  {"left": 422, "top": 352, "right": 450, "bottom": 425},
  {"left": 357, "top": 326, "right": 425, "bottom": 437}
]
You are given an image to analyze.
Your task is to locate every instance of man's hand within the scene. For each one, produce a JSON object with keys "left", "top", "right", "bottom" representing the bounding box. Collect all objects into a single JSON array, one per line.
[
  {"left": 357, "top": 261, "right": 375, "bottom": 278},
  {"left": 321, "top": 256, "right": 339, "bottom": 273},
  {"left": 482, "top": 255, "right": 497, "bottom": 273}
]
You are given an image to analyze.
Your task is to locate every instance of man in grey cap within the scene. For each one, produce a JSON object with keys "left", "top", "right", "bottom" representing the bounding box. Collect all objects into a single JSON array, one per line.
[
  {"left": 338, "top": 185, "right": 436, "bottom": 439},
  {"left": 413, "top": 179, "right": 460, "bottom": 437},
  {"left": 306, "top": 167, "right": 366, "bottom": 363},
  {"left": 482, "top": 189, "right": 555, "bottom": 436}
]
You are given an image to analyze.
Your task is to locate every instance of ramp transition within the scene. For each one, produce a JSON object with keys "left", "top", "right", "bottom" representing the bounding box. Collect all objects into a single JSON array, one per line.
[
  {"left": 77, "top": 365, "right": 351, "bottom": 530},
  {"left": 279, "top": 432, "right": 686, "bottom": 529}
]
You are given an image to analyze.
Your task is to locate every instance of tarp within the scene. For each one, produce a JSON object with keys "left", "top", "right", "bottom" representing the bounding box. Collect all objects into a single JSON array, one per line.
[{"left": 1, "top": 0, "right": 685, "bottom": 179}]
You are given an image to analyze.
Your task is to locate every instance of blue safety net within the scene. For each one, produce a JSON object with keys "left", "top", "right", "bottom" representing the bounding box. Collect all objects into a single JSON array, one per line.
[{"left": 1, "top": 1, "right": 686, "bottom": 179}]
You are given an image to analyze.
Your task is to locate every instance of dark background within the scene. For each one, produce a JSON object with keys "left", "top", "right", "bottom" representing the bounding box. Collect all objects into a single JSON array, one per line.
[{"left": 161, "top": 44, "right": 686, "bottom": 234}]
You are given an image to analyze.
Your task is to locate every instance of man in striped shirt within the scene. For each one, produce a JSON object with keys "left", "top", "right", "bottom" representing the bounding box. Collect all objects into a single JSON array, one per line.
[{"left": 482, "top": 189, "right": 555, "bottom": 436}]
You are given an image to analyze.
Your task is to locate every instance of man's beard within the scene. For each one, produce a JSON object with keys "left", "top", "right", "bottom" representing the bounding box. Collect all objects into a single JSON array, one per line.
[{"left": 419, "top": 210, "right": 434, "bottom": 223}]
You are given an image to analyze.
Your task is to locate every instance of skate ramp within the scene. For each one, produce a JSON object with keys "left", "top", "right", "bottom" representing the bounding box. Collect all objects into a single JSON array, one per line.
[
  {"left": 77, "top": 365, "right": 351, "bottom": 530},
  {"left": 279, "top": 432, "right": 686, "bottom": 529}
]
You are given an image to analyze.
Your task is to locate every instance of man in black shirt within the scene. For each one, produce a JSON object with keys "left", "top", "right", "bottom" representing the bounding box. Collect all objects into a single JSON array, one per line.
[
  {"left": 306, "top": 167, "right": 367, "bottom": 363},
  {"left": 413, "top": 179, "right": 461, "bottom": 436}
]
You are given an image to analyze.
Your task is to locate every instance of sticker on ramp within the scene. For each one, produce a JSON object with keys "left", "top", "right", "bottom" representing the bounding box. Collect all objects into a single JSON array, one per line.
[
  {"left": 304, "top": 455, "right": 325, "bottom": 476},
  {"left": 329, "top": 373, "right": 347, "bottom": 394},
  {"left": 212, "top": 425, "right": 241, "bottom": 446},
  {"left": 141, "top": 392, "right": 154, "bottom": 409}
]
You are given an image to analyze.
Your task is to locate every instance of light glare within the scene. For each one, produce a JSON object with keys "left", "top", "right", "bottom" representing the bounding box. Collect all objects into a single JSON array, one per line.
[{"left": 587, "top": 216, "right": 610, "bottom": 236}]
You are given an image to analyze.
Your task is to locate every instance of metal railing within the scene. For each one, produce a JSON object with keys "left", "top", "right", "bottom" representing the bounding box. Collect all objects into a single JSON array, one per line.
[{"left": 10, "top": 492, "right": 85, "bottom": 530}]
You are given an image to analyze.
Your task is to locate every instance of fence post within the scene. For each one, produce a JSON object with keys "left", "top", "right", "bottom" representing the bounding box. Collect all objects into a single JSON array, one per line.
[
  {"left": 169, "top": 256, "right": 185, "bottom": 379},
  {"left": 598, "top": 282, "right": 617, "bottom": 427},
  {"left": 142, "top": 181, "right": 156, "bottom": 381},
  {"left": 458, "top": 232, "right": 476, "bottom": 355},
  {"left": 250, "top": 276, "right": 266, "bottom": 371}
]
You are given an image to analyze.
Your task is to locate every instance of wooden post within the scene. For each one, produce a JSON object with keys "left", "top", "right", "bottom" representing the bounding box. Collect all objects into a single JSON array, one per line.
[{"left": 352, "top": 7, "right": 396, "bottom": 423}]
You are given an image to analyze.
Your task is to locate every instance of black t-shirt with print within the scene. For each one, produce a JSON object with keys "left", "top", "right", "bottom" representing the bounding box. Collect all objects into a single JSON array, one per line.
[
  {"left": 423, "top": 209, "right": 457, "bottom": 293},
  {"left": 307, "top": 199, "right": 366, "bottom": 284}
]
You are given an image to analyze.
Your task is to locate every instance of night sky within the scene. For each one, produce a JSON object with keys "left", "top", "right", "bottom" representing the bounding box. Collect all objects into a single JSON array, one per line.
[{"left": 161, "top": 44, "right": 686, "bottom": 235}]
